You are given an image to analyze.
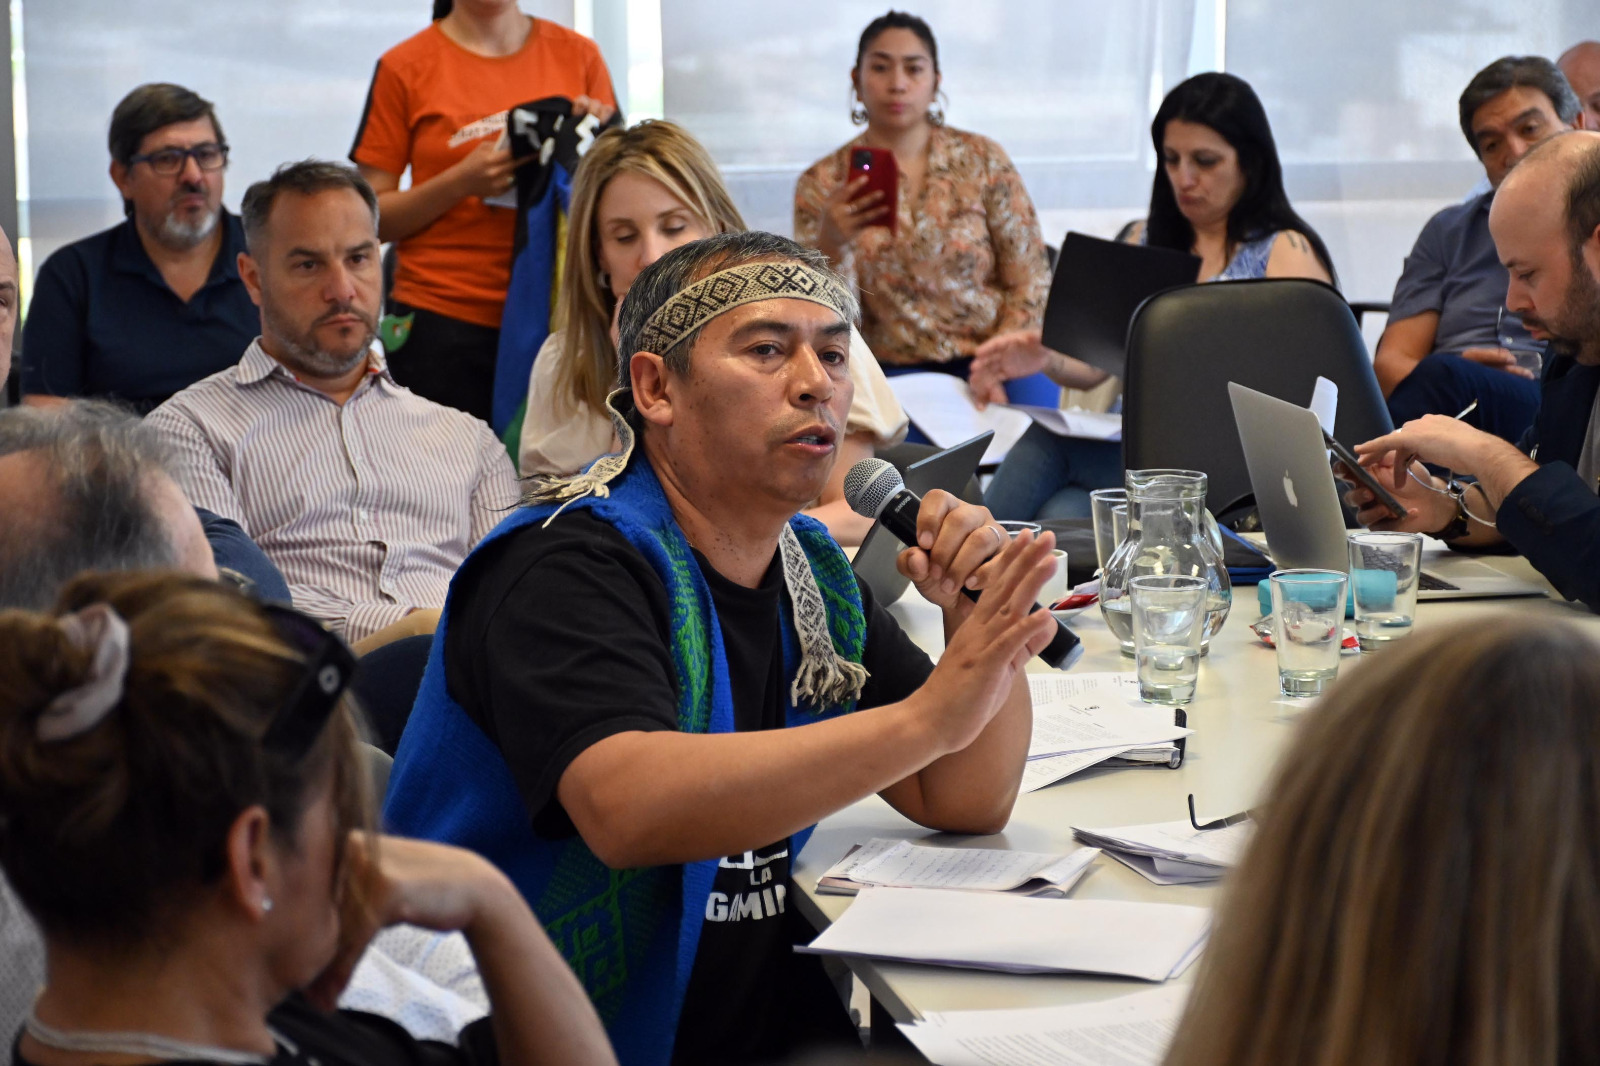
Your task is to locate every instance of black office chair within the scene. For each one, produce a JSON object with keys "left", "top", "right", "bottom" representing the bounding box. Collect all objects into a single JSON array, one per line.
[{"left": 1122, "top": 278, "right": 1393, "bottom": 519}]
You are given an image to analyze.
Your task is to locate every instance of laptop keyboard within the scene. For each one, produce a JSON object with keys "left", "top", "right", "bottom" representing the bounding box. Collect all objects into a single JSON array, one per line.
[{"left": 1418, "top": 572, "right": 1459, "bottom": 592}]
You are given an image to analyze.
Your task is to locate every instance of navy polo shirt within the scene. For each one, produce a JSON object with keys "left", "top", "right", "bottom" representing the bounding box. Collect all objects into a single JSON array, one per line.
[
  {"left": 20, "top": 211, "right": 259, "bottom": 413},
  {"left": 1388, "top": 190, "right": 1539, "bottom": 356}
]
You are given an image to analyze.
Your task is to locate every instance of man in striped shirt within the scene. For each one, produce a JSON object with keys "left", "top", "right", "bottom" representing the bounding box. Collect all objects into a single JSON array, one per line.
[{"left": 147, "top": 161, "right": 518, "bottom": 645}]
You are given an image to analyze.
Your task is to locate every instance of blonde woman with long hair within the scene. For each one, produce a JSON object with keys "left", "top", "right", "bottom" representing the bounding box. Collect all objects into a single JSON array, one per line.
[
  {"left": 1165, "top": 616, "right": 1600, "bottom": 1066},
  {"left": 518, "top": 120, "right": 906, "bottom": 545}
]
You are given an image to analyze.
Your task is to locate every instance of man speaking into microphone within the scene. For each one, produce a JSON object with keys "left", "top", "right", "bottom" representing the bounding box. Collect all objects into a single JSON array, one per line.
[{"left": 386, "top": 231, "right": 1059, "bottom": 1066}]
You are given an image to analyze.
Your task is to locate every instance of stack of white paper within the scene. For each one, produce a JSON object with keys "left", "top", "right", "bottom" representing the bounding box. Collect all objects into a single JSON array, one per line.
[
  {"left": 817, "top": 838, "right": 1100, "bottom": 898},
  {"left": 900, "top": 986, "right": 1191, "bottom": 1066},
  {"left": 799, "top": 887, "right": 1209, "bottom": 980},
  {"left": 1024, "top": 674, "right": 1192, "bottom": 792},
  {"left": 885, "top": 373, "right": 1124, "bottom": 466},
  {"left": 1073, "top": 820, "right": 1252, "bottom": 885}
]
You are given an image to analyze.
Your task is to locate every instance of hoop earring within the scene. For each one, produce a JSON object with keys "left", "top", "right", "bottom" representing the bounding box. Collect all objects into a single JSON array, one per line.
[
  {"left": 596, "top": 270, "right": 611, "bottom": 294},
  {"left": 851, "top": 101, "right": 868, "bottom": 126}
]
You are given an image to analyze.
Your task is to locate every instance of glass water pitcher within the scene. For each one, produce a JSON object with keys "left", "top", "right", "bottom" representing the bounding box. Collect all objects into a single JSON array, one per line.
[{"left": 1100, "top": 468, "right": 1232, "bottom": 655}]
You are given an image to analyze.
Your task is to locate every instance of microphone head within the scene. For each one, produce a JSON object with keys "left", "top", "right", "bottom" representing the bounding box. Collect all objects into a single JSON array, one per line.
[{"left": 843, "top": 458, "right": 905, "bottom": 519}]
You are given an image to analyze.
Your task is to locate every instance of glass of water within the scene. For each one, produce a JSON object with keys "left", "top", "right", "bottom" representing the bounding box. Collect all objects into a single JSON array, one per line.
[
  {"left": 1089, "top": 488, "right": 1128, "bottom": 571},
  {"left": 1348, "top": 531, "right": 1423, "bottom": 650},
  {"left": 1130, "top": 575, "right": 1208, "bottom": 704},
  {"left": 1269, "top": 569, "right": 1348, "bottom": 698}
]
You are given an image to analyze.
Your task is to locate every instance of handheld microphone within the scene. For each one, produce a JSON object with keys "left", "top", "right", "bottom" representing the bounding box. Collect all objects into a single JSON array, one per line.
[{"left": 843, "top": 458, "right": 1084, "bottom": 670}]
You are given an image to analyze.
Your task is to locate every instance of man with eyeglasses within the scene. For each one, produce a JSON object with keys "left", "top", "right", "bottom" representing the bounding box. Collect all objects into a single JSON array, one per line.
[{"left": 21, "top": 83, "right": 259, "bottom": 414}]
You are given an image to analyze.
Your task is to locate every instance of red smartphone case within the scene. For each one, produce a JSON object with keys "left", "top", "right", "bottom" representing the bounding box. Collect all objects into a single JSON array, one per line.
[{"left": 847, "top": 147, "right": 897, "bottom": 233}]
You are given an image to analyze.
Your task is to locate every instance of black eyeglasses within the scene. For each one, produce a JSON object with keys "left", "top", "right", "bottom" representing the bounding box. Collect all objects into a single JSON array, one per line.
[
  {"left": 259, "top": 604, "right": 356, "bottom": 759},
  {"left": 127, "top": 141, "right": 229, "bottom": 176},
  {"left": 1188, "top": 793, "right": 1253, "bottom": 832}
]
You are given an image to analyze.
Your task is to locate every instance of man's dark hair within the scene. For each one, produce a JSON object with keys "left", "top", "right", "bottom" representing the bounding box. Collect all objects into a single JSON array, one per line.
[
  {"left": 239, "top": 160, "right": 379, "bottom": 255},
  {"left": 855, "top": 10, "right": 939, "bottom": 75},
  {"left": 0, "top": 402, "right": 179, "bottom": 610},
  {"left": 108, "top": 83, "right": 223, "bottom": 166},
  {"left": 1145, "top": 72, "right": 1339, "bottom": 286},
  {"left": 1459, "top": 56, "right": 1581, "bottom": 152},
  {"left": 616, "top": 232, "right": 856, "bottom": 381}
]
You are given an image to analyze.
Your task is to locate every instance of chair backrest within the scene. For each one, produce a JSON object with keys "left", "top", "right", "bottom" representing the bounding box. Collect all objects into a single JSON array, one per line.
[{"left": 1122, "top": 278, "right": 1393, "bottom": 514}]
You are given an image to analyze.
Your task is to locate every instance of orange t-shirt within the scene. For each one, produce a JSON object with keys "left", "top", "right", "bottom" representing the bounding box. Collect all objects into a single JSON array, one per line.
[{"left": 351, "top": 19, "right": 615, "bottom": 329}]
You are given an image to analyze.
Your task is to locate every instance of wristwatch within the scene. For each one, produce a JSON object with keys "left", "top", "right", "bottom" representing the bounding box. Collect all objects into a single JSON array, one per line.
[{"left": 1430, "top": 494, "right": 1472, "bottom": 542}]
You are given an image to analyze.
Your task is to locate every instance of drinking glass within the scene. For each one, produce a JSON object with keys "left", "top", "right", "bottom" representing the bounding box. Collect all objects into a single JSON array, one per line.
[
  {"left": 1089, "top": 488, "right": 1129, "bottom": 572},
  {"left": 1348, "top": 531, "right": 1423, "bottom": 650},
  {"left": 1498, "top": 304, "right": 1545, "bottom": 376},
  {"left": 1130, "top": 575, "right": 1207, "bottom": 704},
  {"left": 998, "top": 520, "right": 1043, "bottom": 540},
  {"left": 1269, "top": 569, "right": 1348, "bottom": 698}
]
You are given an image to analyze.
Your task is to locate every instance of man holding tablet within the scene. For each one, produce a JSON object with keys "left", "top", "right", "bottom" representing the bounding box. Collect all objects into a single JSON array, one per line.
[{"left": 1350, "top": 131, "right": 1600, "bottom": 611}]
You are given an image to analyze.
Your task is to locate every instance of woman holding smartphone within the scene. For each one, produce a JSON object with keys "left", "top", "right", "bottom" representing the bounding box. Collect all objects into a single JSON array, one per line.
[{"left": 793, "top": 11, "right": 1051, "bottom": 384}]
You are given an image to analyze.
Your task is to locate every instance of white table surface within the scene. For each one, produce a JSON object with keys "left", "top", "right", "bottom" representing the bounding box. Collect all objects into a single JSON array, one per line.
[{"left": 794, "top": 545, "right": 1599, "bottom": 1022}]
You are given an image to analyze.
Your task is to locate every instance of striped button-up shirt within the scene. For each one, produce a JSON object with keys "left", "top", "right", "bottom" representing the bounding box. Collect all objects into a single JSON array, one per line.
[{"left": 147, "top": 339, "right": 518, "bottom": 641}]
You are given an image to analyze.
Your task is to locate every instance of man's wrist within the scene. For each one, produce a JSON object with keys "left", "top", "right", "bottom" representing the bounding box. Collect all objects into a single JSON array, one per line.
[{"left": 1429, "top": 495, "right": 1472, "bottom": 541}]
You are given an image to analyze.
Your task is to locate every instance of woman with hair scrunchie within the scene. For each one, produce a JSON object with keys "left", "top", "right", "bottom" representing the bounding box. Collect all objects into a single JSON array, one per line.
[{"left": 0, "top": 570, "right": 616, "bottom": 1066}]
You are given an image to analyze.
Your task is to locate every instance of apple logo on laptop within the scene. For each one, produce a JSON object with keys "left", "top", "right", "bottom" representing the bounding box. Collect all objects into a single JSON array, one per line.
[{"left": 1282, "top": 470, "right": 1298, "bottom": 507}]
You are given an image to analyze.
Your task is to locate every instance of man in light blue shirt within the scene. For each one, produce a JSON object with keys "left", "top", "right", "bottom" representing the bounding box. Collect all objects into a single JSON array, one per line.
[{"left": 1375, "top": 56, "right": 1580, "bottom": 442}]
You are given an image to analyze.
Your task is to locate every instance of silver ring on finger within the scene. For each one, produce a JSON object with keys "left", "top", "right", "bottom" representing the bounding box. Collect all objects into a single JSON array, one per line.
[{"left": 989, "top": 524, "right": 1007, "bottom": 552}]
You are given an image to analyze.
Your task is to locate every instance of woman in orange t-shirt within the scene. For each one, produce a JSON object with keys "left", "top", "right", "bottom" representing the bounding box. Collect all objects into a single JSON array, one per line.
[{"left": 352, "top": 0, "right": 615, "bottom": 421}]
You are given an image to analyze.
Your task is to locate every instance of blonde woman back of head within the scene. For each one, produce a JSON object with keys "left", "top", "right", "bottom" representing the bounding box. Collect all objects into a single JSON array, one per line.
[{"left": 1166, "top": 616, "right": 1600, "bottom": 1066}]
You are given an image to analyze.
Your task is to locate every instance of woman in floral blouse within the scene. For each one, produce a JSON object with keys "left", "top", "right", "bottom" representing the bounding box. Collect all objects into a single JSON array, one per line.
[{"left": 793, "top": 11, "right": 1050, "bottom": 382}]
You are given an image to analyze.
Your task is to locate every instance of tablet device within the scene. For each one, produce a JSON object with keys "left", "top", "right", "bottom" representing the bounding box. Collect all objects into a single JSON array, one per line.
[
  {"left": 1322, "top": 429, "right": 1406, "bottom": 519},
  {"left": 1039, "top": 231, "right": 1201, "bottom": 377}
]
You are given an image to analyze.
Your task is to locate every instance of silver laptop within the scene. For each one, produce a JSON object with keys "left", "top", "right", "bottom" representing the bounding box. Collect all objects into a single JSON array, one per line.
[
  {"left": 852, "top": 432, "right": 993, "bottom": 605},
  {"left": 1228, "top": 383, "right": 1546, "bottom": 601}
]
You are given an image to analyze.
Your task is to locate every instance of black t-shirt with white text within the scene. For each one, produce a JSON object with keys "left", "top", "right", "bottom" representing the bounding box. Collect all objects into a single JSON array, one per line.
[{"left": 444, "top": 511, "right": 934, "bottom": 1065}]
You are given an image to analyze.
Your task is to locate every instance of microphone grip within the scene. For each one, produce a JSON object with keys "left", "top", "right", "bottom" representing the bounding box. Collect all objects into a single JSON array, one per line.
[{"left": 877, "top": 492, "right": 1083, "bottom": 670}]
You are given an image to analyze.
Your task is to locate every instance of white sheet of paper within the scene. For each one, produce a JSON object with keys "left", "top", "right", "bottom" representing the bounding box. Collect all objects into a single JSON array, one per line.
[
  {"left": 1027, "top": 675, "right": 1191, "bottom": 759},
  {"left": 1100, "top": 849, "right": 1222, "bottom": 886},
  {"left": 901, "top": 986, "right": 1191, "bottom": 1066},
  {"left": 1074, "top": 819, "right": 1252, "bottom": 868},
  {"left": 799, "top": 887, "right": 1210, "bottom": 980},
  {"left": 886, "top": 373, "right": 1031, "bottom": 463},
  {"left": 1012, "top": 404, "right": 1123, "bottom": 442},
  {"left": 850, "top": 839, "right": 1098, "bottom": 892},
  {"left": 1020, "top": 746, "right": 1137, "bottom": 792}
]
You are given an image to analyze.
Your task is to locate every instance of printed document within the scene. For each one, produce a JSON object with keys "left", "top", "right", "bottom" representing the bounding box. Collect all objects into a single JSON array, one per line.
[
  {"left": 799, "top": 887, "right": 1209, "bottom": 980},
  {"left": 900, "top": 985, "right": 1190, "bottom": 1066}
]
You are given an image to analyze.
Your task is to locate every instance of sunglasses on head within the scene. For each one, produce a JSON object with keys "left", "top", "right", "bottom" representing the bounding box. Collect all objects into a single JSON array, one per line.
[{"left": 258, "top": 603, "right": 357, "bottom": 759}]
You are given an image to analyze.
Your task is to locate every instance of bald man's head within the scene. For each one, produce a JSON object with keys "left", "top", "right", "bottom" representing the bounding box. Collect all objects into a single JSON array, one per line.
[
  {"left": 1559, "top": 41, "right": 1600, "bottom": 130},
  {"left": 1491, "top": 130, "right": 1600, "bottom": 365}
]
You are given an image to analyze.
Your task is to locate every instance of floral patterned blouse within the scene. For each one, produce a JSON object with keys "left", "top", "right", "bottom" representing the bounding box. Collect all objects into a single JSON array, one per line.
[{"left": 794, "top": 126, "right": 1050, "bottom": 368}]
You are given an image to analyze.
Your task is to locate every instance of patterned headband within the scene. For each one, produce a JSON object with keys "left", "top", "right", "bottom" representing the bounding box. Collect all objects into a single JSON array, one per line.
[{"left": 633, "top": 261, "right": 855, "bottom": 358}]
